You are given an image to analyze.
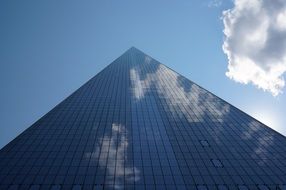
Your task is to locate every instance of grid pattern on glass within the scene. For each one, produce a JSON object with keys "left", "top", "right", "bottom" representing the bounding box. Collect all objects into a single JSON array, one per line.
[{"left": 0, "top": 47, "right": 286, "bottom": 190}]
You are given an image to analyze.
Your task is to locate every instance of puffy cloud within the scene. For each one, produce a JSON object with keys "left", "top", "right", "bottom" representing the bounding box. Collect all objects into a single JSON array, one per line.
[{"left": 222, "top": 0, "right": 286, "bottom": 96}]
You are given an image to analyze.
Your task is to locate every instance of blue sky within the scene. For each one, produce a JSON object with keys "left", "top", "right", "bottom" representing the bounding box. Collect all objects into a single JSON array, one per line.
[{"left": 0, "top": 0, "right": 286, "bottom": 149}]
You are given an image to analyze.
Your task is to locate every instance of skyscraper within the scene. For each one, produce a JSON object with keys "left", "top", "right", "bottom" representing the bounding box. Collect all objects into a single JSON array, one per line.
[{"left": 0, "top": 47, "right": 285, "bottom": 190}]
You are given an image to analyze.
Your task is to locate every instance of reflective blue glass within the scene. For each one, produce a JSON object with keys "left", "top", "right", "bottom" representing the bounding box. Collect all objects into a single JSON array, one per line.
[{"left": 0, "top": 47, "right": 285, "bottom": 189}]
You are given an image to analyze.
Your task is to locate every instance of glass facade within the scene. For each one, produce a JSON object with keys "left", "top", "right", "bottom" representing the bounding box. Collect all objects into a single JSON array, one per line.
[{"left": 0, "top": 47, "right": 285, "bottom": 190}]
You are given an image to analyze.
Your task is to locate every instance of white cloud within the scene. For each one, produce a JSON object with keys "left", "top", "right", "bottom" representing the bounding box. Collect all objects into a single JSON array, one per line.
[
  {"left": 208, "top": 0, "right": 223, "bottom": 7},
  {"left": 130, "top": 57, "right": 230, "bottom": 123},
  {"left": 86, "top": 123, "right": 140, "bottom": 189},
  {"left": 222, "top": 0, "right": 286, "bottom": 96}
]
